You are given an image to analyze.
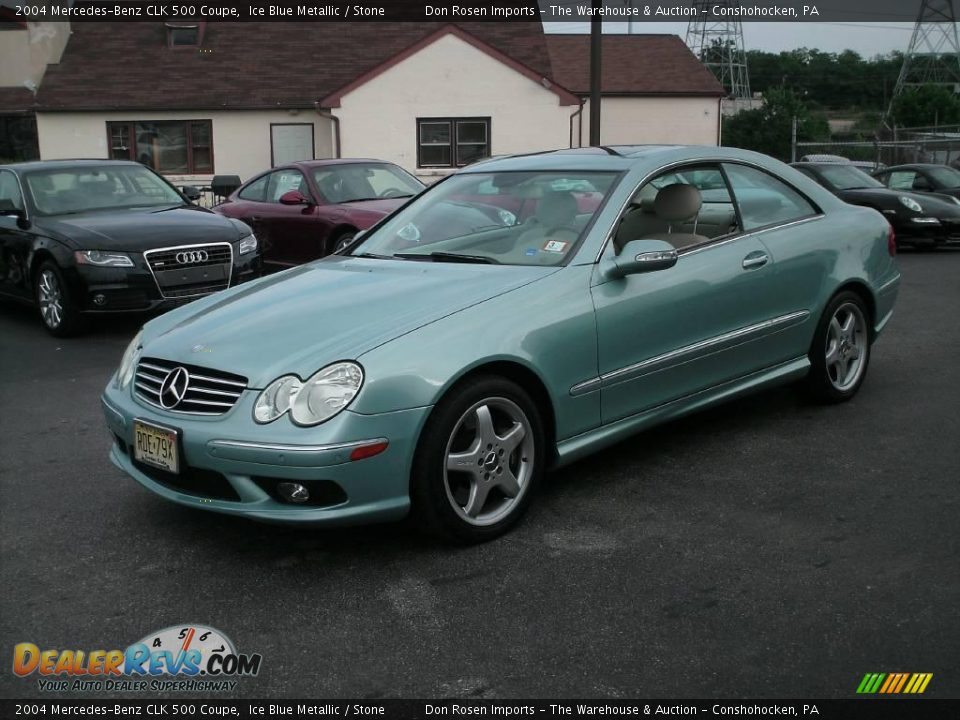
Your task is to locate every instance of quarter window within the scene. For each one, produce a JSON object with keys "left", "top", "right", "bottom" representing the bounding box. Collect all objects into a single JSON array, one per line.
[
  {"left": 723, "top": 164, "right": 817, "bottom": 231},
  {"left": 107, "top": 120, "right": 214, "bottom": 175},
  {"left": 417, "top": 118, "right": 490, "bottom": 168}
]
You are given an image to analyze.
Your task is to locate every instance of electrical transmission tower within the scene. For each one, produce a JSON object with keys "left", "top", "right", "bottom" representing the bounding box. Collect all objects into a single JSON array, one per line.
[
  {"left": 685, "top": 1, "right": 751, "bottom": 99},
  {"left": 888, "top": 0, "right": 960, "bottom": 110}
]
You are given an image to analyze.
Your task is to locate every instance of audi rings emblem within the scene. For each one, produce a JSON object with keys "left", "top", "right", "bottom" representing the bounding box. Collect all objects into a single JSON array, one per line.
[
  {"left": 159, "top": 367, "right": 190, "bottom": 409},
  {"left": 176, "top": 250, "right": 209, "bottom": 265}
]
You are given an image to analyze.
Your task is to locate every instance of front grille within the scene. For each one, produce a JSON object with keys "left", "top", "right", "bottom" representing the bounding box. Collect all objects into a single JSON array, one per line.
[
  {"left": 134, "top": 357, "right": 247, "bottom": 415},
  {"left": 144, "top": 243, "right": 233, "bottom": 299},
  {"left": 133, "top": 459, "right": 240, "bottom": 501}
]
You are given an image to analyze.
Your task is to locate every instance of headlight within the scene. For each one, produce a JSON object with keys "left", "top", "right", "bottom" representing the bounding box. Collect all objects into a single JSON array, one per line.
[
  {"left": 253, "top": 375, "right": 302, "bottom": 424},
  {"left": 116, "top": 330, "right": 143, "bottom": 389},
  {"left": 75, "top": 250, "right": 134, "bottom": 267},
  {"left": 238, "top": 234, "right": 258, "bottom": 255},
  {"left": 253, "top": 362, "right": 364, "bottom": 426},
  {"left": 899, "top": 196, "right": 923, "bottom": 213}
]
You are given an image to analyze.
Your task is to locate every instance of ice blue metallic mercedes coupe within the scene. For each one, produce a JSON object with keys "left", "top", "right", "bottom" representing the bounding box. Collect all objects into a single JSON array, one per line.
[{"left": 101, "top": 146, "right": 901, "bottom": 542}]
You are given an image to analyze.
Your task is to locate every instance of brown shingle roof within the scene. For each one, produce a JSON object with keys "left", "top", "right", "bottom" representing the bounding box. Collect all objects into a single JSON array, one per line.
[
  {"left": 0, "top": 87, "right": 37, "bottom": 113},
  {"left": 35, "top": 21, "right": 554, "bottom": 111},
  {"left": 545, "top": 34, "right": 725, "bottom": 97}
]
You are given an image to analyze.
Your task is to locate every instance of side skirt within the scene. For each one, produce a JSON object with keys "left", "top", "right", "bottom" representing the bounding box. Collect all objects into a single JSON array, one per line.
[{"left": 553, "top": 356, "right": 810, "bottom": 468}]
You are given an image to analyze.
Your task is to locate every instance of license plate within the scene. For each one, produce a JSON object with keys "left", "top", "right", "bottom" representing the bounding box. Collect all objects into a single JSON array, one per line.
[{"left": 133, "top": 420, "right": 179, "bottom": 474}]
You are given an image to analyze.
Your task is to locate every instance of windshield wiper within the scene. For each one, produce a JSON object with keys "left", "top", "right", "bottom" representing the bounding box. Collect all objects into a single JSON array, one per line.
[
  {"left": 353, "top": 252, "right": 392, "bottom": 260},
  {"left": 393, "top": 252, "right": 499, "bottom": 264}
]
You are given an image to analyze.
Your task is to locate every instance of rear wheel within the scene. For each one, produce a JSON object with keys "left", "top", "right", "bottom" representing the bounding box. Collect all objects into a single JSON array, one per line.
[
  {"left": 805, "top": 291, "right": 870, "bottom": 403},
  {"left": 411, "top": 376, "right": 544, "bottom": 543},
  {"left": 34, "top": 260, "right": 84, "bottom": 337}
]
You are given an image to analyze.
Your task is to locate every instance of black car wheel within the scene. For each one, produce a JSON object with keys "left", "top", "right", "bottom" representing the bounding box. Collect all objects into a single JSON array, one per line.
[
  {"left": 411, "top": 376, "right": 545, "bottom": 543},
  {"left": 805, "top": 291, "right": 871, "bottom": 403},
  {"left": 34, "top": 260, "right": 84, "bottom": 337},
  {"left": 331, "top": 231, "right": 356, "bottom": 255}
]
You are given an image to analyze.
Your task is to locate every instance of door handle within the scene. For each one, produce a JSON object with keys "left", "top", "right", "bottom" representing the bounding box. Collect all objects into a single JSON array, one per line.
[{"left": 742, "top": 252, "right": 768, "bottom": 270}]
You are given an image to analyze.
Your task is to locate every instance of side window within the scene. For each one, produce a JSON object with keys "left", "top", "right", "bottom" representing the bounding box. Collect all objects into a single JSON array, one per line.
[
  {"left": 238, "top": 174, "right": 269, "bottom": 202},
  {"left": 613, "top": 164, "right": 740, "bottom": 252},
  {"left": 266, "top": 170, "right": 307, "bottom": 202},
  {"left": 0, "top": 171, "right": 24, "bottom": 211},
  {"left": 723, "top": 164, "right": 817, "bottom": 231},
  {"left": 886, "top": 171, "right": 916, "bottom": 190}
]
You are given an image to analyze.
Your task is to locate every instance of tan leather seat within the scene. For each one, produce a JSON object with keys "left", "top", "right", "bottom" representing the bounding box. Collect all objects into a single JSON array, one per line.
[
  {"left": 615, "top": 183, "right": 709, "bottom": 251},
  {"left": 518, "top": 191, "right": 579, "bottom": 248}
]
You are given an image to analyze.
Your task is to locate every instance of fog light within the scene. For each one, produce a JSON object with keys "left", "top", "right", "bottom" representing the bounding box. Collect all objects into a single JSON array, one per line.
[
  {"left": 277, "top": 482, "right": 309, "bottom": 503},
  {"left": 93, "top": 293, "right": 107, "bottom": 306}
]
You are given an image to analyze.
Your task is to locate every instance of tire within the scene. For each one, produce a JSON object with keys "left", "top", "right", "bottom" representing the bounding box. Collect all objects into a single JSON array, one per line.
[
  {"left": 330, "top": 231, "right": 356, "bottom": 255},
  {"left": 410, "top": 376, "right": 545, "bottom": 543},
  {"left": 805, "top": 291, "right": 871, "bottom": 403},
  {"left": 34, "top": 260, "right": 85, "bottom": 337}
]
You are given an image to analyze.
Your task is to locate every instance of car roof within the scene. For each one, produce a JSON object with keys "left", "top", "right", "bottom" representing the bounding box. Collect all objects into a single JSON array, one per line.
[
  {"left": 287, "top": 159, "right": 401, "bottom": 169},
  {"left": 460, "top": 145, "right": 774, "bottom": 173},
  {"left": 1, "top": 158, "right": 141, "bottom": 172},
  {"left": 880, "top": 163, "right": 951, "bottom": 171}
]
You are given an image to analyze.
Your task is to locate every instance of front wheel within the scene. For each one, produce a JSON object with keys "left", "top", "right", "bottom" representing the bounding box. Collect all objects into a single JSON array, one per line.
[
  {"left": 805, "top": 291, "right": 870, "bottom": 403},
  {"left": 35, "top": 260, "right": 84, "bottom": 337},
  {"left": 331, "top": 231, "right": 356, "bottom": 255},
  {"left": 411, "top": 376, "right": 545, "bottom": 543}
]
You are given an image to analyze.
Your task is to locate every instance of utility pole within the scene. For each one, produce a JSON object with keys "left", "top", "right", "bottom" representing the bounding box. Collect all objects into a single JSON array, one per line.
[{"left": 589, "top": 0, "right": 602, "bottom": 146}]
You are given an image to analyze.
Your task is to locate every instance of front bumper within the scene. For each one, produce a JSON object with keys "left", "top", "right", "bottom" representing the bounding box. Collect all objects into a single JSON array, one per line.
[
  {"left": 68, "top": 250, "right": 261, "bottom": 314},
  {"left": 101, "top": 382, "right": 430, "bottom": 525}
]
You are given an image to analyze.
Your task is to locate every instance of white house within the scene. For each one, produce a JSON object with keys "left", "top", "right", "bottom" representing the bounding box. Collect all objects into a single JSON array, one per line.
[{"left": 21, "top": 21, "right": 725, "bottom": 186}]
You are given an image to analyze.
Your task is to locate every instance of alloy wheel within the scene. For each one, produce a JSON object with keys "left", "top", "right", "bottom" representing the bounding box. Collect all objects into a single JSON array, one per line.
[
  {"left": 824, "top": 302, "right": 867, "bottom": 392},
  {"left": 443, "top": 397, "right": 535, "bottom": 527},
  {"left": 37, "top": 269, "right": 64, "bottom": 329}
]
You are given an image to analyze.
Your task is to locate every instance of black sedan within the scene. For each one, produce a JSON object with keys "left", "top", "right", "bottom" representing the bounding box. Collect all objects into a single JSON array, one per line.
[
  {"left": 0, "top": 160, "right": 261, "bottom": 336},
  {"left": 791, "top": 162, "right": 960, "bottom": 249},
  {"left": 872, "top": 163, "right": 960, "bottom": 200}
]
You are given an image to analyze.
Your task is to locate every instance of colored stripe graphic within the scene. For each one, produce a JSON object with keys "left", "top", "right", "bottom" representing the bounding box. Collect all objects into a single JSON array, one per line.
[{"left": 857, "top": 673, "right": 932, "bottom": 694}]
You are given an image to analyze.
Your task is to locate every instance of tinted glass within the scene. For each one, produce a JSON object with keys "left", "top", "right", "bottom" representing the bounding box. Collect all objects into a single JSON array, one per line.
[
  {"left": 724, "top": 164, "right": 817, "bottom": 230},
  {"left": 0, "top": 171, "right": 23, "bottom": 211},
  {"left": 816, "top": 165, "right": 883, "bottom": 190},
  {"left": 238, "top": 174, "right": 268, "bottom": 202},
  {"left": 311, "top": 163, "right": 423, "bottom": 204},
  {"left": 349, "top": 171, "right": 618, "bottom": 267},
  {"left": 23, "top": 165, "right": 183, "bottom": 216}
]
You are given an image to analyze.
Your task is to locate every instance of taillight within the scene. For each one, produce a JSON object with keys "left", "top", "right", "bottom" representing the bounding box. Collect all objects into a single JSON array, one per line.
[{"left": 887, "top": 224, "right": 897, "bottom": 256}]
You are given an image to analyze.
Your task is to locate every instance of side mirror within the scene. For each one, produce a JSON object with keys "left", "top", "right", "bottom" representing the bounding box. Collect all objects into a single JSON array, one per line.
[
  {"left": 181, "top": 185, "right": 202, "bottom": 202},
  {"left": 279, "top": 190, "right": 312, "bottom": 206},
  {"left": 605, "top": 239, "right": 678, "bottom": 279},
  {"left": 0, "top": 200, "right": 30, "bottom": 229}
]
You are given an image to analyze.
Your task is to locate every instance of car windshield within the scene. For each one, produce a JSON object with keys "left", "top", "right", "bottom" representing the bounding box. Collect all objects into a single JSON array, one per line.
[
  {"left": 347, "top": 170, "right": 620, "bottom": 267},
  {"left": 817, "top": 165, "right": 883, "bottom": 190},
  {"left": 924, "top": 166, "right": 960, "bottom": 188},
  {"left": 23, "top": 165, "right": 184, "bottom": 216},
  {"left": 311, "top": 163, "right": 424, "bottom": 204}
]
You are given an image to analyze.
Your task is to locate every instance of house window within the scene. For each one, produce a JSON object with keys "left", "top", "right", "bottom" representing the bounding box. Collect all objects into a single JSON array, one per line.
[
  {"left": 107, "top": 120, "right": 214, "bottom": 174},
  {"left": 417, "top": 117, "right": 490, "bottom": 168}
]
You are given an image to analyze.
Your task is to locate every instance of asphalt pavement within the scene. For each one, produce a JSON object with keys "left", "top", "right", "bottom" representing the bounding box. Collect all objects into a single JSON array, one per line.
[{"left": 1, "top": 249, "right": 958, "bottom": 699}]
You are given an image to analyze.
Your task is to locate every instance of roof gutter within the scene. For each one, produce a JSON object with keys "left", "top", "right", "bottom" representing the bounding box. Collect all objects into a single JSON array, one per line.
[{"left": 315, "top": 105, "right": 341, "bottom": 159}]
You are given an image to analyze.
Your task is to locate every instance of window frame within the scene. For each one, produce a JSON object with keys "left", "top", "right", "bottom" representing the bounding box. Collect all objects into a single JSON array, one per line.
[
  {"left": 604, "top": 159, "right": 824, "bottom": 260},
  {"left": 416, "top": 117, "right": 491, "bottom": 169},
  {"left": 105, "top": 120, "right": 215, "bottom": 175}
]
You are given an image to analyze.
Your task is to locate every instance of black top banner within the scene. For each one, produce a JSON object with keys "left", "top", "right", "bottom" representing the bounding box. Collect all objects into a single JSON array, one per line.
[{"left": 1, "top": 0, "right": 929, "bottom": 23}]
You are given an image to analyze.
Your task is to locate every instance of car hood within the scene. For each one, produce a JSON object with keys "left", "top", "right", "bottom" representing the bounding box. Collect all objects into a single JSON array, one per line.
[
  {"left": 35, "top": 206, "right": 243, "bottom": 250},
  {"left": 142, "top": 257, "right": 557, "bottom": 388}
]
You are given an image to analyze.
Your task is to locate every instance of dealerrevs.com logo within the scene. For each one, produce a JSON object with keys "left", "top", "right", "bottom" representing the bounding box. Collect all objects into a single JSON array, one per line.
[{"left": 13, "top": 624, "right": 262, "bottom": 692}]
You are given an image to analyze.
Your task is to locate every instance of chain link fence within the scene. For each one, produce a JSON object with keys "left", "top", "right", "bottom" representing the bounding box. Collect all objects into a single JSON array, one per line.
[{"left": 794, "top": 124, "right": 960, "bottom": 169}]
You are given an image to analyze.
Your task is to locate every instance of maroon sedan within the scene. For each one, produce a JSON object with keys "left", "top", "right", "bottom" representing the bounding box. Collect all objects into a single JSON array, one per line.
[{"left": 214, "top": 159, "right": 424, "bottom": 269}]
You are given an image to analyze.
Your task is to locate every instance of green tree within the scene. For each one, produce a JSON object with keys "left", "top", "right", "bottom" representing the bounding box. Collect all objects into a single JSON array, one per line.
[
  {"left": 890, "top": 85, "right": 960, "bottom": 128},
  {"left": 722, "top": 87, "right": 830, "bottom": 160}
]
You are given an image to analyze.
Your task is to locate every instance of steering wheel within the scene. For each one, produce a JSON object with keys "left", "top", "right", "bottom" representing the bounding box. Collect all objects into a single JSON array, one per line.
[{"left": 378, "top": 187, "right": 407, "bottom": 199}]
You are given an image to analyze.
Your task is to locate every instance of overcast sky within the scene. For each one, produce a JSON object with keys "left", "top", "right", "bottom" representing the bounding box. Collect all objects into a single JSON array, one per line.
[{"left": 545, "top": 22, "right": 918, "bottom": 57}]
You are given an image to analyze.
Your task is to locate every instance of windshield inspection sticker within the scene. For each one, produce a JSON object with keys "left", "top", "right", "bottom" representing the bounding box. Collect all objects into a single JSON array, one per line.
[
  {"left": 525, "top": 248, "right": 538, "bottom": 256},
  {"left": 542, "top": 240, "right": 569, "bottom": 253}
]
